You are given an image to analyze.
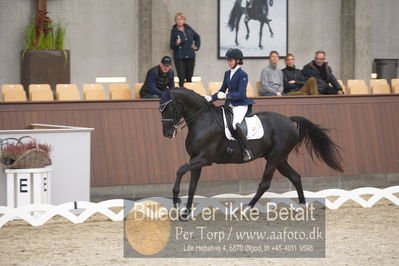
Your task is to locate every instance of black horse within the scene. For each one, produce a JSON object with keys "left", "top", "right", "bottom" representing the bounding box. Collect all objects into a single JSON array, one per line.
[
  {"left": 228, "top": 0, "right": 274, "bottom": 49},
  {"left": 160, "top": 88, "right": 343, "bottom": 214}
]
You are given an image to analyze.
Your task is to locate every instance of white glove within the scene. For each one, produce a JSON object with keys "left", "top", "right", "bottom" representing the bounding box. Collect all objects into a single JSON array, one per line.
[
  {"left": 204, "top": 95, "right": 212, "bottom": 102},
  {"left": 217, "top": 91, "right": 226, "bottom": 99}
]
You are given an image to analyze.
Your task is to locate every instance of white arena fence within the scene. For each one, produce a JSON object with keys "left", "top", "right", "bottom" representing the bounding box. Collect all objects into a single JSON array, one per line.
[{"left": 0, "top": 186, "right": 398, "bottom": 227}]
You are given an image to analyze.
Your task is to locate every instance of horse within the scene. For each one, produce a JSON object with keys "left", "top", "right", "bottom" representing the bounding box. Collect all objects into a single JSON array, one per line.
[
  {"left": 228, "top": 0, "right": 274, "bottom": 49},
  {"left": 159, "top": 88, "right": 343, "bottom": 216}
]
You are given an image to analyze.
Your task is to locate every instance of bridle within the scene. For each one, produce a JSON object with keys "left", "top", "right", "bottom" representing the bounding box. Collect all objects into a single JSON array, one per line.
[
  {"left": 160, "top": 94, "right": 211, "bottom": 132},
  {"left": 160, "top": 98, "right": 183, "bottom": 131}
]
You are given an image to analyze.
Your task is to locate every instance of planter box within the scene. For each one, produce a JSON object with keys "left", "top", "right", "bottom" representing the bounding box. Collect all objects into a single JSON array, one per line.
[{"left": 20, "top": 50, "right": 71, "bottom": 93}]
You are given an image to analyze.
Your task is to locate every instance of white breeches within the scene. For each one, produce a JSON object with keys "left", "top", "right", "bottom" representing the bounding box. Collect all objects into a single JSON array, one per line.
[{"left": 229, "top": 104, "right": 248, "bottom": 130}]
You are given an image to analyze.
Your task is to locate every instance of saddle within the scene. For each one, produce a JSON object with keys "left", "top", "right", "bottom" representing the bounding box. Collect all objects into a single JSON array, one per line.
[{"left": 221, "top": 105, "right": 264, "bottom": 141}]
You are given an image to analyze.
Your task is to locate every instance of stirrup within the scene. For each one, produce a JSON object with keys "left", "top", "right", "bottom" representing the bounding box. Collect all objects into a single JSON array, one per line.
[{"left": 243, "top": 149, "right": 253, "bottom": 161}]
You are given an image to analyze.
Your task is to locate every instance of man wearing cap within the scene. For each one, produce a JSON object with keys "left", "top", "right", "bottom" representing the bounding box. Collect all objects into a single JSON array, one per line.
[{"left": 140, "top": 56, "right": 175, "bottom": 98}]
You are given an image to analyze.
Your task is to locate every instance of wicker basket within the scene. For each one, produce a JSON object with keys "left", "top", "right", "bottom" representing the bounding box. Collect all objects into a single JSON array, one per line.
[{"left": 0, "top": 136, "right": 52, "bottom": 169}]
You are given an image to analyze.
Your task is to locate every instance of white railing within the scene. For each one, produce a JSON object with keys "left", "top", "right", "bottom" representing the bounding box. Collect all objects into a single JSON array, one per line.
[{"left": 1, "top": 186, "right": 398, "bottom": 227}]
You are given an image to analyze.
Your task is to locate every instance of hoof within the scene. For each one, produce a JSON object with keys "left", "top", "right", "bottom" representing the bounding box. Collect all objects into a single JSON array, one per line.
[
  {"left": 173, "top": 197, "right": 181, "bottom": 208},
  {"left": 246, "top": 35, "right": 249, "bottom": 40},
  {"left": 179, "top": 208, "right": 191, "bottom": 221},
  {"left": 259, "top": 45, "right": 263, "bottom": 50}
]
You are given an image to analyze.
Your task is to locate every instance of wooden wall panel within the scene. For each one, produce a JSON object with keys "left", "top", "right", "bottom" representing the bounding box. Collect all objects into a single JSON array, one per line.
[{"left": 0, "top": 95, "right": 398, "bottom": 187}]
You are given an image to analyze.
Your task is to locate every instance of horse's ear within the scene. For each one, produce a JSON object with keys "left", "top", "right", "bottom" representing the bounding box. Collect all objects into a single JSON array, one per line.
[{"left": 160, "top": 89, "right": 172, "bottom": 105}]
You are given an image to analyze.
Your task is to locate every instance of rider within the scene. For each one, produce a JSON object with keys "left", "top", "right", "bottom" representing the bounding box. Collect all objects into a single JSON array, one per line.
[{"left": 204, "top": 48, "right": 255, "bottom": 161}]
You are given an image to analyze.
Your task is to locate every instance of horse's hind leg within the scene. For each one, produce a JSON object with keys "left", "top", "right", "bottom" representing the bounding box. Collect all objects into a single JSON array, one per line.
[
  {"left": 248, "top": 158, "right": 277, "bottom": 208},
  {"left": 277, "top": 160, "right": 305, "bottom": 204}
]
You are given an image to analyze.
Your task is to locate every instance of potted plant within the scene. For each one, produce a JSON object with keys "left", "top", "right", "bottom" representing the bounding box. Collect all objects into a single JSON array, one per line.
[
  {"left": 0, "top": 136, "right": 52, "bottom": 169},
  {"left": 20, "top": 8, "right": 70, "bottom": 94}
]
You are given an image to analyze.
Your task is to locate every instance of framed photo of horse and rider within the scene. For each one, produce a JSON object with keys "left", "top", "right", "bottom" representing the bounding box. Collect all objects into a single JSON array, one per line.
[{"left": 218, "top": 0, "right": 288, "bottom": 58}]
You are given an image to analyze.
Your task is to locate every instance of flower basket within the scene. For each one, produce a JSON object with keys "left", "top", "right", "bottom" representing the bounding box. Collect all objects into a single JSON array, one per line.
[{"left": 0, "top": 136, "right": 52, "bottom": 169}]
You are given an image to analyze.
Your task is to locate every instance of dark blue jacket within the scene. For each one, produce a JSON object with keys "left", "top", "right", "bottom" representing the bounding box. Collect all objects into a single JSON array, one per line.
[
  {"left": 140, "top": 66, "right": 175, "bottom": 98},
  {"left": 211, "top": 68, "right": 255, "bottom": 106},
  {"left": 170, "top": 24, "right": 201, "bottom": 60}
]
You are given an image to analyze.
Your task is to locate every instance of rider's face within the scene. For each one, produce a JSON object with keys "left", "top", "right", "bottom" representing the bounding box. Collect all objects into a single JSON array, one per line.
[{"left": 227, "top": 59, "right": 237, "bottom": 69}]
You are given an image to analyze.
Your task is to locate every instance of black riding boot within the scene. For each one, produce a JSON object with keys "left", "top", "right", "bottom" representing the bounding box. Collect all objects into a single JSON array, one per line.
[{"left": 235, "top": 123, "right": 253, "bottom": 161}]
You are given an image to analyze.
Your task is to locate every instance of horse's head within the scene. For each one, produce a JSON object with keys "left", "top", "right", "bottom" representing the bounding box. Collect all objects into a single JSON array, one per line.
[
  {"left": 159, "top": 89, "right": 182, "bottom": 138},
  {"left": 159, "top": 88, "right": 210, "bottom": 138}
]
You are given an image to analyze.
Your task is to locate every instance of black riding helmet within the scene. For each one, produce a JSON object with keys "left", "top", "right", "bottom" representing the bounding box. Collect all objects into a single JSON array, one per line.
[{"left": 225, "top": 48, "right": 244, "bottom": 60}]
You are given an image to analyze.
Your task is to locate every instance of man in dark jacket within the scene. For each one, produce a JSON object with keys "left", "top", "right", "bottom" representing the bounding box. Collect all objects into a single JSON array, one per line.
[
  {"left": 282, "top": 53, "right": 318, "bottom": 96},
  {"left": 140, "top": 56, "right": 175, "bottom": 99},
  {"left": 302, "top": 51, "right": 344, "bottom": 95},
  {"left": 170, "top": 12, "right": 201, "bottom": 87}
]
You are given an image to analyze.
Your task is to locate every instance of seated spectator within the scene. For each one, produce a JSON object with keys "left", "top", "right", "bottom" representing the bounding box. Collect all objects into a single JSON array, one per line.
[
  {"left": 282, "top": 53, "right": 318, "bottom": 96},
  {"left": 140, "top": 56, "right": 175, "bottom": 98},
  {"left": 260, "top": 50, "right": 284, "bottom": 96},
  {"left": 302, "top": 51, "right": 344, "bottom": 95}
]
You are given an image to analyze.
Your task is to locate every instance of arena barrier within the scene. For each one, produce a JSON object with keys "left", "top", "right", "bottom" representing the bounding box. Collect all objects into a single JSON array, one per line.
[{"left": 0, "top": 186, "right": 398, "bottom": 227}]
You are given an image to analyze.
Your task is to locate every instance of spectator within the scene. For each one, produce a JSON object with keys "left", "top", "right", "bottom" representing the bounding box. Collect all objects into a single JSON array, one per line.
[
  {"left": 260, "top": 51, "right": 284, "bottom": 96},
  {"left": 302, "top": 51, "right": 344, "bottom": 95},
  {"left": 170, "top": 12, "right": 201, "bottom": 87},
  {"left": 282, "top": 53, "right": 318, "bottom": 96},
  {"left": 140, "top": 56, "right": 175, "bottom": 99}
]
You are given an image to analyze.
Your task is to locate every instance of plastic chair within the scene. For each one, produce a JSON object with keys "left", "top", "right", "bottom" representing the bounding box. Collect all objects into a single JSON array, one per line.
[
  {"left": 183, "top": 82, "right": 207, "bottom": 95},
  {"left": 109, "top": 83, "right": 132, "bottom": 100},
  {"left": 3, "top": 90, "right": 27, "bottom": 102},
  {"left": 255, "top": 81, "right": 261, "bottom": 96},
  {"left": 337, "top": 80, "right": 347, "bottom": 94},
  {"left": 347, "top": 80, "right": 369, "bottom": 95},
  {"left": 56, "top": 84, "right": 81, "bottom": 101},
  {"left": 2, "top": 84, "right": 25, "bottom": 99},
  {"left": 208, "top": 82, "right": 223, "bottom": 95},
  {"left": 83, "top": 84, "right": 106, "bottom": 100},
  {"left": 246, "top": 82, "right": 255, "bottom": 97},
  {"left": 29, "top": 84, "right": 52, "bottom": 101},
  {"left": 370, "top": 79, "right": 388, "bottom": 88},
  {"left": 134, "top": 83, "right": 143, "bottom": 99},
  {"left": 371, "top": 83, "right": 391, "bottom": 94},
  {"left": 30, "top": 89, "right": 54, "bottom": 101}
]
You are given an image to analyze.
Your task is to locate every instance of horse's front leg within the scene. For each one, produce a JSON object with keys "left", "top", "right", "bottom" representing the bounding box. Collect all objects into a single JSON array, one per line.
[{"left": 172, "top": 155, "right": 209, "bottom": 208}]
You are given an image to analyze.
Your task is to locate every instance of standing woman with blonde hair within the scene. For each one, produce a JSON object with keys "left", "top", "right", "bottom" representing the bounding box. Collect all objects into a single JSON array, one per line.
[{"left": 170, "top": 12, "right": 201, "bottom": 87}]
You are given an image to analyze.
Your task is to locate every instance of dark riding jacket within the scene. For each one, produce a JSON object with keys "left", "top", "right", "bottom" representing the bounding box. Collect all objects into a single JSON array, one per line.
[
  {"left": 140, "top": 66, "right": 175, "bottom": 98},
  {"left": 302, "top": 60, "right": 342, "bottom": 94},
  {"left": 170, "top": 24, "right": 201, "bottom": 60},
  {"left": 282, "top": 66, "right": 306, "bottom": 93},
  {"left": 211, "top": 67, "right": 255, "bottom": 106}
]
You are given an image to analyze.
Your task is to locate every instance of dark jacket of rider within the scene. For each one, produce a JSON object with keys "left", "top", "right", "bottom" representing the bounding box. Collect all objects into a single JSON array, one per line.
[{"left": 210, "top": 67, "right": 255, "bottom": 106}]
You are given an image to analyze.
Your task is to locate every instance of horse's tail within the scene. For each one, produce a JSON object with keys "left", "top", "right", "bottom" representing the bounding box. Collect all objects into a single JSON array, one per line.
[
  {"left": 290, "top": 116, "right": 343, "bottom": 172},
  {"left": 228, "top": 1, "right": 242, "bottom": 32}
]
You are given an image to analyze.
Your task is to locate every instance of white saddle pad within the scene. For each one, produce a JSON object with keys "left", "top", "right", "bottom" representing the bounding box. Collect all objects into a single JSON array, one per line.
[{"left": 222, "top": 108, "right": 264, "bottom": 140}]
